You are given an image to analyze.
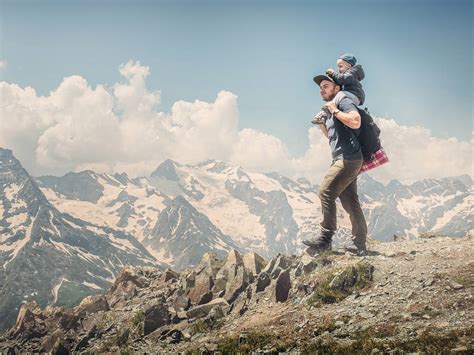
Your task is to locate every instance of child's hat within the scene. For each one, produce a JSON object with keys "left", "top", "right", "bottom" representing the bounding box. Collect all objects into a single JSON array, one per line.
[{"left": 340, "top": 53, "right": 357, "bottom": 66}]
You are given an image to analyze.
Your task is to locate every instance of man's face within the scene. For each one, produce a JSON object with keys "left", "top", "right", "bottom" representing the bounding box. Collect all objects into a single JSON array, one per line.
[{"left": 319, "top": 80, "right": 339, "bottom": 101}]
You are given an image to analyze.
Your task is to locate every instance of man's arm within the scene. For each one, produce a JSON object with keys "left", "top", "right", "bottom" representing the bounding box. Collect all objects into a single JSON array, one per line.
[
  {"left": 325, "top": 100, "right": 361, "bottom": 129},
  {"left": 334, "top": 110, "right": 361, "bottom": 129},
  {"left": 318, "top": 123, "right": 328, "bottom": 138}
]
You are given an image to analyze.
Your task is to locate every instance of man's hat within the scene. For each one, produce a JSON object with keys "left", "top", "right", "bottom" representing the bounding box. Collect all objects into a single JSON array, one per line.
[{"left": 313, "top": 74, "right": 336, "bottom": 86}]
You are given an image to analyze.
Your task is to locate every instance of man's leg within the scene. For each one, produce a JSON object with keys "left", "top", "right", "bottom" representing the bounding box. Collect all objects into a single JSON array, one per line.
[
  {"left": 339, "top": 177, "right": 368, "bottom": 251},
  {"left": 303, "top": 159, "right": 362, "bottom": 250}
]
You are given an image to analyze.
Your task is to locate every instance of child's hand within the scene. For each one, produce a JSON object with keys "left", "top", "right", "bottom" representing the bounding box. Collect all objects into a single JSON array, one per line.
[{"left": 326, "top": 68, "right": 334, "bottom": 76}]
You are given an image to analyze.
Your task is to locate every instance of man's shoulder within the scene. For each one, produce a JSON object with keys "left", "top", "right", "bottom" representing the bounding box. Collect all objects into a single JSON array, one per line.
[{"left": 337, "top": 97, "right": 359, "bottom": 112}]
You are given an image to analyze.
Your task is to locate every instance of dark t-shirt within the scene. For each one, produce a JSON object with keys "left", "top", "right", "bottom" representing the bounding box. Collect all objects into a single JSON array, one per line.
[{"left": 325, "top": 97, "right": 363, "bottom": 161}]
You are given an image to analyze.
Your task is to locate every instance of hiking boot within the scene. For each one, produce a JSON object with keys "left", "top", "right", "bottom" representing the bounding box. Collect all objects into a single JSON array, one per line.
[
  {"left": 302, "top": 228, "right": 333, "bottom": 252},
  {"left": 343, "top": 239, "right": 367, "bottom": 256},
  {"left": 321, "top": 105, "right": 331, "bottom": 116},
  {"left": 311, "top": 110, "right": 328, "bottom": 125},
  {"left": 302, "top": 237, "right": 332, "bottom": 252}
]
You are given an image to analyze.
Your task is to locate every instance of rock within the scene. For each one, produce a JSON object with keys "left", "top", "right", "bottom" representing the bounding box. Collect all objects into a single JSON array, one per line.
[
  {"left": 275, "top": 270, "right": 291, "bottom": 302},
  {"left": 188, "top": 275, "right": 214, "bottom": 305},
  {"left": 13, "top": 302, "right": 47, "bottom": 340},
  {"left": 143, "top": 303, "right": 171, "bottom": 335},
  {"left": 195, "top": 252, "right": 224, "bottom": 278},
  {"left": 295, "top": 254, "right": 320, "bottom": 276},
  {"left": 242, "top": 252, "right": 267, "bottom": 276},
  {"left": 50, "top": 339, "right": 70, "bottom": 355},
  {"left": 173, "top": 295, "right": 191, "bottom": 311},
  {"left": 329, "top": 263, "right": 374, "bottom": 292},
  {"left": 224, "top": 265, "right": 251, "bottom": 304},
  {"left": 41, "top": 329, "right": 63, "bottom": 353},
  {"left": 74, "top": 325, "right": 99, "bottom": 351},
  {"left": 107, "top": 279, "right": 139, "bottom": 308},
  {"left": 186, "top": 298, "right": 229, "bottom": 319},
  {"left": 208, "top": 305, "right": 225, "bottom": 321},
  {"left": 183, "top": 272, "right": 196, "bottom": 290},
  {"left": 58, "top": 311, "right": 82, "bottom": 332},
  {"left": 212, "top": 275, "right": 227, "bottom": 295},
  {"left": 77, "top": 295, "right": 109, "bottom": 314},
  {"left": 109, "top": 267, "right": 149, "bottom": 294},
  {"left": 450, "top": 281, "right": 464, "bottom": 290},
  {"left": 218, "top": 250, "right": 244, "bottom": 278},
  {"left": 197, "top": 292, "right": 213, "bottom": 305},
  {"left": 256, "top": 272, "right": 271, "bottom": 293},
  {"left": 271, "top": 267, "right": 282, "bottom": 279},
  {"left": 161, "top": 269, "right": 180, "bottom": 283},
  {"left": 262, "top": 254, "right": 291, "bottom": 276}
]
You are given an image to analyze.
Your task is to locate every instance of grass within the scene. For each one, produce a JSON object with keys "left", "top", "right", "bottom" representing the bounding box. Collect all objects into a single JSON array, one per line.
[
  {"left": 214, "top": 331, "right": 297, "bottom": 353},
  {"left": 308, "top": 261, "right": 373, "bottom": 307},
  {"left": 302, "top": 325, "right": 474, "bottom": 354},
  {"left": 189, "top": 318, "right": 224, "bottom": 335}
]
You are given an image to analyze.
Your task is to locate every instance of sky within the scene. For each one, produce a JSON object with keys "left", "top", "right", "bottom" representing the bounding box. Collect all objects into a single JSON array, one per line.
[{"left": 0, "top": 0, "right": 472, "bottom": 184}]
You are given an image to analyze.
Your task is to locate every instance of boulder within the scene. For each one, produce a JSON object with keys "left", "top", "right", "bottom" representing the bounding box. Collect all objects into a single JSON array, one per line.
[
  {"left": 143, "top": 303, "right": 171, "bottom": 336},
  {"left": 242, "top": 252, "right": 267, "bottom": 276},
  {"left": 13, "top": 301, "right": 47, "bottom": 340},
  {"left": 294, "top": 254, "right": 320, "bottom": 276},
  {"left": 107, "top": 281, "right": 138, "bottom": 308},
  {"left": 262, "top": 254, "right": 291, "bottom": 278},
  {"left": 224, "top": 265, "right": 252, "bottom": 304},
  {"left": 186, "top": 298, "right": 229, "bottom": 319},
  {"left": 195, "top": 252, "right": 224, "bottom": 278},
  {"left": 173, "top": 295, "right": 191, "bottom": 311},
  {"left": 77, "top": 295, "right": 109, "bottom": 314},
  {"left": 197, "top": 292, "right": 213, "bottom": 305},
  {"left": 109, "top": 267, "right": 149, "bottom": 294},
  {"left": 160, "top": 269, "right": 180, "bottom": 283},
  {"left": 188, "top": 274, "right": 214, "bottom": 305},
  {"left": 216, "top": 249, "right": 244, "bottom": 281},
  {"left": 256, "top": 272, "right": 271, "bottom": 293},
  {"left": 275, "top": 270, "right": 291, "bottom": 302}
]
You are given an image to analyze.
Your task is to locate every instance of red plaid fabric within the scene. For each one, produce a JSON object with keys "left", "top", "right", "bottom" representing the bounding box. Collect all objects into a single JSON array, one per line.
[{"left": 360, "top": 147, "right": 389, "bottom": 173}]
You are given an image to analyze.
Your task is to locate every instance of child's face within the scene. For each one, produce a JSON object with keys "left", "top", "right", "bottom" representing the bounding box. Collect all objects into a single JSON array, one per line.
[{"left": 337, "top": 59, "right": 352, "bottom": 73}]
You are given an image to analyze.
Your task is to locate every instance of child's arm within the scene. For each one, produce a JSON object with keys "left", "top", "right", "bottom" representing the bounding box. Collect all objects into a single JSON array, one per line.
[
  {"left": 330, "top": 65, "right": 365, "bottom": 86},
  {"left": 330, "top": 70, "right": 357, "bottom": 86}
]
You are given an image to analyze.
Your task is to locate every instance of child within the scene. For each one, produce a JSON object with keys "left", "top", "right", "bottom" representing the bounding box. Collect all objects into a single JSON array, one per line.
[
  {"left": 327, "top": 53, "right": 365, "bottom": 106},
  {"left": 311, "top": 53, "right": 365, "bottom": 125}
]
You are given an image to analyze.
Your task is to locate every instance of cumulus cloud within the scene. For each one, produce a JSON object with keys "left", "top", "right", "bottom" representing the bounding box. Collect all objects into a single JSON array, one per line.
[{"left": 0, "top": 60, "right": 472, "bottom": 184}]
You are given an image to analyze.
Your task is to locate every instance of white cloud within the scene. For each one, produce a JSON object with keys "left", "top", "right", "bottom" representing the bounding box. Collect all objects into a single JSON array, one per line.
[
  {"left": 0, "top": 60, "right": 6, "bottom": 70},
  {"left": 0, "top": 60, "right": 472, "bottom": 184}
]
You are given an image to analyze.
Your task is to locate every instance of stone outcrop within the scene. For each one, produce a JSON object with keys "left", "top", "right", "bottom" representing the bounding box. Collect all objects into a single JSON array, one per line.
[{"left": 0, "top": 245, "right": 384, "bottom": 353}]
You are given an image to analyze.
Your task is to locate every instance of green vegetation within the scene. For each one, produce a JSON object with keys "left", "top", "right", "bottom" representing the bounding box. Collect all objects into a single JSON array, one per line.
[
  {"left": 308, "top": 262, "right": 373, "bottom": 307},
  {"left": 215, "top": 331, "right": 297, "bottom": 353},
  {"left": 302, "top": 326, "right": 474, "bottom": 354},
  {"left": 190, "top": 318, "right": 224, "bottom": 335}
]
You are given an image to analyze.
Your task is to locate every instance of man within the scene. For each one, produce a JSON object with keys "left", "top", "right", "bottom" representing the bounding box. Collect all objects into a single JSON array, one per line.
[{"left": 303, "top": 74, "right": 368, "bottom": 255}]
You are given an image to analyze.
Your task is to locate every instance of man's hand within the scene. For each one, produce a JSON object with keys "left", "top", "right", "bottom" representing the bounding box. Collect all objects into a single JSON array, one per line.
[
  {"left": 326, "top": 68, "right": 334, "bottom": 76},
  {"left": 325, "top": 101, "right": 337, "bottom": 114}
]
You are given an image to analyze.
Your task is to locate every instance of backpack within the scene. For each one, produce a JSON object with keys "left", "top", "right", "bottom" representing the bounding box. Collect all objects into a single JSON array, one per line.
[{"left": 354, "top": 107, "right": 381, "bottom": 160}]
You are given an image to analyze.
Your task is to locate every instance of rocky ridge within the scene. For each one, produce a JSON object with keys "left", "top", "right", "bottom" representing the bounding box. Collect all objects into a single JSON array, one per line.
[{"left": 0, "top": 235, "right": 472, "bottom": 353}]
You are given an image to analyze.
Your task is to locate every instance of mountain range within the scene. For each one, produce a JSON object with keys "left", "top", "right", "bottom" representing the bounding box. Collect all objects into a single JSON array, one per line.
[{"left": 0, "top": 147, "right": 472, "bottom": 330}]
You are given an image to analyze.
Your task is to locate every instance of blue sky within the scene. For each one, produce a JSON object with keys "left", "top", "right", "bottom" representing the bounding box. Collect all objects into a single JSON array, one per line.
[{"left": 1, "top": 0, "right": 472, "bottom": 156}]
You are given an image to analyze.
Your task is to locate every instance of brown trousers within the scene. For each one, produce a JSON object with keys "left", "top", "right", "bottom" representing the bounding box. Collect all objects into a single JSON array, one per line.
[{"left": 319, "top": 159, "right": 368, "bottom": 248}]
